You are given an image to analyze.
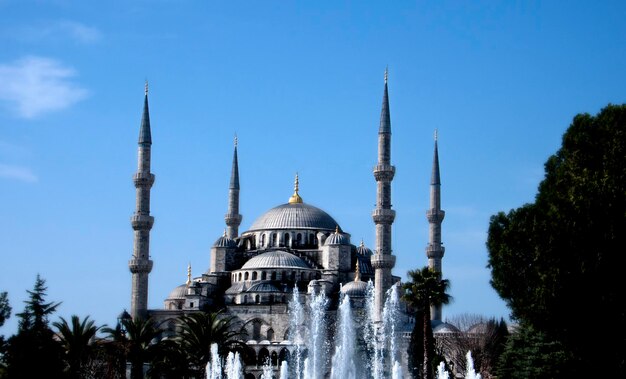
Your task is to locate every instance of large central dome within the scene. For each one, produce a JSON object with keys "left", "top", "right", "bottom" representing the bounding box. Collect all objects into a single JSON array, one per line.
[{"left": 247, "top": 202, "right": 340, "bottom": 232}]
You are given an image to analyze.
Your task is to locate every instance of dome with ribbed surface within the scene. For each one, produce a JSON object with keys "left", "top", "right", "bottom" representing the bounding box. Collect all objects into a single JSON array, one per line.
[
  {"left": 247, "top": 203, "right": 339, "bottom": 232},
  {"left": 357, "top": 241, "right": 373, "bottom": 256},
  {"left": 241, "top": 250, "right": 310, "bottom": 270},
  {"left": 326, "top": 231, "right": 349, "bottom": 245},
  {"left": 341, "top": 280, "right": 368, "bottom": 297},
  {"left": 247, "top": 282, "right": 281, "bottom": 293},
  {"left": 213, "top": 235, "right": 236, "bottom": 248},
  {"left": 166, "top": 284, "right": 187, "bottom": 300}
]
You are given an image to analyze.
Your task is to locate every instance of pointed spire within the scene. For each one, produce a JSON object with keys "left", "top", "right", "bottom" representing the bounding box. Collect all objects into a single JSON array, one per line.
[
  {"left": 379, "top": 68, "right": 391, "bottom": 134},
  {"left": 230, "top": 135, "right": 240, "bottom": 190},
  {"left": 431, "top": 130, "right": 441, "bottom": 185},
  {"left": 186, "top": 263, "right": 192, "bottom": 286},
  {"left": 139, "top": 81, "right": 152, "bottom": 145},
  {"left": 355, "top": 260, "right": 361, "bottom": 282},
  {"left": 288, "top": 173, "right": 303, "bottom": 204}
]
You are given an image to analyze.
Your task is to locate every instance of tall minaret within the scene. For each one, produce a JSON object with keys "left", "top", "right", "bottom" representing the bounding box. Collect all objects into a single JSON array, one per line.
[
  {"left": 224, "top": 136, "right": 242, "bottom": 239},
  {"left": 371, "top": 68, "right": 397, "bottom": 321},
  {"left": 129, "top": 82, "right": 155, "bottom": 320},
  {"left": 426, "top": 130, "right": 446, "bottom": 321}
]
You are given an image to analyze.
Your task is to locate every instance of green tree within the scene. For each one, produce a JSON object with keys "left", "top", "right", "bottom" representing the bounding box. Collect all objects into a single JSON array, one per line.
[
  {"left": 0, "top": 291, "right": 11, "bottom": 378},
  {"left": 487, "top": 104, "right": 626, "bottom": 377},
  {"left": 402, "top": 267, "right": 451, "bottom": 379},
  {"left": 4, "top": 275, "right": 65, "bottom": 378},
  {"left": 105, "top": 317, "right": 160, "bottom": 379},
  {"left": 53, "top": 315, "right": 101, "bottom": 379},
  {"left": 177, "top": 311, "right": 245, "bottom": 377}
]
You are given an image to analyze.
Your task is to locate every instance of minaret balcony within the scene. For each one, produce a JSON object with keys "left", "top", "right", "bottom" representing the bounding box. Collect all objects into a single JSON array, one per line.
[
  {"left": 372, "top": 208, "right": 396, "bottom": 224},
  {"left": 131, "top": 214, "right": 154, "bottom": 230},
  {"left": 371, "top": 253, "right": 396, "bottom": 269},
  {"left": 133, "top": 172, "right": 155, "bottom": 187},
  {"left": 373, "top": 164, "right": 395, "bottom": 181},
  {"left": 426, "top": 209, "right": 446, "bottom": 223},
  {"left": 129, "top": 258, "right": 153, "bottom": 273},
  {"left": 426, "top": 244, "right": 445, "bottom": 259},
  {"left": 224, "top": 213, "right": 243, "bottom": 225}
]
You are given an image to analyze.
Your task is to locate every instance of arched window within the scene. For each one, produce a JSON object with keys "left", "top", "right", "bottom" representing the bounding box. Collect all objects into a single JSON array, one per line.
[
  {"left": 271, "top": 351, "right": 278, "bottom": 366},
  {"left": 255, "top": 295, "right": 260, "bottom": 304},
  {"left": 296, "top": 233, "right": 302, "bottom": 246},
  {"left": 238, "top": 272, "right": 242, "bottom": 281},
  {"left": 261, "top": 271, "right": 267, "bottom": 280},
  {"left": 267, "top": 328, "right": 275, "bottom": 341},
  {"left": 279, "top": 348, "right": 290, "bottom": 363},
  {"left": 244, "top": 272, "right": 249, "bottom": 280},
  {"left": 272, "top": 233, "right": 277, "bottom": 246},
  {"left": 284, "top": 233, "right": 290, "bottom": 247},
  {"left": 258, "top": 348, "right": 270, "bottom": 366},
  {"left": 253, "top": 320, "right": 262, "bottom": 340},
  {"left": 252, "top": 271, "right": 257, "bottom": 280},
  {"left": 271, "top": 271, "right": 277, "bottom": 281},
  {"left": 260, "top": 234, "right": 265, "bottom": 247},
  {"left": 281, "top": 271, "right": 287, "bottom": 282}
]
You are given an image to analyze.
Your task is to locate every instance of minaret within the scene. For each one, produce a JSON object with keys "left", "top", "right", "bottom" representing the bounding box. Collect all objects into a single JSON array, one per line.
[
  {"left": 426, "top": 130, "right": 446, "bottom": 321},
  {"left": 224, "top": 136, "right": 242, "bottom": 239},
  {"left": 371, "top": 68, "right": 397, "bottom": 321},
  {"left": 128, "top": 82, "right": 155, "bottom": 320}
]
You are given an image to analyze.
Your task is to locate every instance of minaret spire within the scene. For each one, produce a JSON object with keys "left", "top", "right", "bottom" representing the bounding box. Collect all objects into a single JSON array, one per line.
[
  {"left": 288, "top": 173, "right": 303, "bottom": 204},
  {"left": 426, "top": 130, "right": 446, "bottom": 321},
  {"left": 371, "top": 68, "right": 397, "bottom": 322},
  {"left": 225, "top": 135, "right": 242, "bottom": 239},
  {"left": 129, "top": 84, "right": 155, "bottom": 320}
]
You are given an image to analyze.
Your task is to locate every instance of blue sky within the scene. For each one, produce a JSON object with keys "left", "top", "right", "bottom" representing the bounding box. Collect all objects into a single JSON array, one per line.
[{"left": 1, "top": 1, "right": 625, "bottom": 335}]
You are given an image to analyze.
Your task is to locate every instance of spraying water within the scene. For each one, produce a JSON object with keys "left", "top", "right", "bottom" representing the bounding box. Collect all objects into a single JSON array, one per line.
[
  {"left": 279, "top": 360, "right": 289, "bottom": 379},
  {"left": 330, "top": 291, "right": 356, "bottom": 379},
  {"left": 205, "top": 344, "right": 222, "bottom": 379},
  {"left": 224, "top": 351, "right": 243, "bottom": 379}
]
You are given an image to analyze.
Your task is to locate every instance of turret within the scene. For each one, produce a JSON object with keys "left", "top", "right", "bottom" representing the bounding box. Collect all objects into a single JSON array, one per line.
[
  {"left": 371, "top": 68, "right": 397, "bottom": 322},
  {"left": 426, "top": 130, "right": 446, "bottom": 321},
  {"left": 129, "top": 82, "right": 155, "bottom": 320},
  {"left": 225, "top": 136, "right": 242, "bottom": 239}
]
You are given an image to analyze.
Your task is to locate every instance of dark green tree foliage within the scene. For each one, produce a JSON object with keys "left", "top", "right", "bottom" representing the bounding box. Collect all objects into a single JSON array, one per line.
[
  {"left": 496, "top": 324, "right": 573, "bottom": 379},
  {"left": 53, "top": 315, "right": 101, "bottom": 379},
  {"left": 487, "top": 104, "right": 626, "bottom": 377},
  {"left": 176, "top": 311, "right": 245, "bottom": 377},
  {"left": 4, "top": 275, "right": 65, "bottom": 378},
  {"left": 402, "top": 267, "right": 451, "bottom": 379},
  {"left": 407, "top": 310, "right": 425, "bottom": 379},
  {"left": 0, "top": 291, "right": 11, "bottom": 377}
]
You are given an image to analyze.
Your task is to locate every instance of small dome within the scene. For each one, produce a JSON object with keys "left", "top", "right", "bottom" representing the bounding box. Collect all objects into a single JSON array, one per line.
[
  {"left": 241, "top": 250, "right": 310, "bottom": 270},
  {"left": 357, "top": 241, "right": 373, "bottom": 256},
  {"left": 432, "top": 320, "right": 460, "bottom": 334},
  {"left": 341, "top": 281, "right": 368, "bottom": 297},
  {"left": 214, "top": 234, "right": 236, "bottom": 248},
  {"left": 166, "top": 284, "right": 187, "bottom": 300},
  {"left": 225, "top": 282, "right": 245, "bottom": 295},
  {"left": 326, "top": 229, "right": 349, "bottom": 245},
  {"left": 247, "top": 281, "right": 281, "bottom": 293},
  {"left": 356, "top": 255, "right": 374, "bottom": 275}
]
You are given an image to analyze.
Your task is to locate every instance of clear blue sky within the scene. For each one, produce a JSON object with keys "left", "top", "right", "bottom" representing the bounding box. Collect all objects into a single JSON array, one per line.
[{"left": 1, "top": 1, "right": 625, "bottom": 335}]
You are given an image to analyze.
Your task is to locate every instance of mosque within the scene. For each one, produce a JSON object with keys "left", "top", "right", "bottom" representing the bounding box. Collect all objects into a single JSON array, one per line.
[{"left": 126, "top": 71, "right": 448, "bottom": 378}]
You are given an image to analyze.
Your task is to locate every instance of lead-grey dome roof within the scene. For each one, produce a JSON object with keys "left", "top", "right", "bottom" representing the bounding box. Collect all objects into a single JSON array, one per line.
[
  {"left": 166, "top": 284, "right": 187, "bottom": 300},
  {"left": 247, "top": 203, "right": 340, "bottom": 232},
  {"left": 341, "top": 280, "right": 368, "bottom": 297},
  {"left": 241, "top": 250, "right": 310, "bottom": 270}
]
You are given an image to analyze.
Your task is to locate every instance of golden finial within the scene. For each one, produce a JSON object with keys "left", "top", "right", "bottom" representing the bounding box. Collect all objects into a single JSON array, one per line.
[
  {"left": 234, "top": 133, "right": 238, "bottom": 148},
  {"left": 288, "top": 173, "right": 303, "bottom": 204},
  {"left": 360, "top": 239, "right": 365, "bottom": 247},
  {"left": 355, "top": 260, "right": 361, "bottom": 282},
  {"left": 335, "top": 225, "right": 340, "bottom": 234},
  {"left": 223, "top": 229, "right": 227, "bottom": 237},
  {"left": 384, "top": 66, "right": 388, "bottom": 83},
  {"left": 186, "top": 263, "right": 192, "bottom": 286},
  {"left": 144, "top": 80, "right": 148, "bottom": 95},
  {"left": 434, "top": 128, "right": 438, "bottom": 142}
]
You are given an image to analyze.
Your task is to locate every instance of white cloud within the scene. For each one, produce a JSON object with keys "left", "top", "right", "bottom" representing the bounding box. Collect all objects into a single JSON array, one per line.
[
  {"left": 0, "top": 56, "right": 89, "bottom": 118},
  {"left": 0, "top": 163, "right": 37, "bottom": 183},
  {"left": 56, "top": 21, "right": 102, "bottom": 44}
]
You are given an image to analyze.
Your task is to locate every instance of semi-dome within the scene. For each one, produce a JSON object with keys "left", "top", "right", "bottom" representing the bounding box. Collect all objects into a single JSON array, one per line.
[
  {"left": 341, "top": 280, "right": 368, "bottom": 297},
  {"left": 241, "top": 250, "right": 310, "bottom": 270},
  {"left": 247, "top": 282, "right": 281, "bottom": 293},
  {"left": 247, "top": 202, "right": 340, "bottom": 232}
]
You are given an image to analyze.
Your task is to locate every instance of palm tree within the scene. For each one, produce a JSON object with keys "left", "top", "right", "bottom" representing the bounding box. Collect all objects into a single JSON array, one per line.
[
  {"left": 53, "top": 315, "right": 101, "bottom": 379},
  {"left": 402, "top": 266, "right": 451, "bottom": 379},
  {"left": 103, "top": 316, "right": 161, "bottom": 379},
  {"left": 177, "top": 311, "right": 246, "bottom": 377}
]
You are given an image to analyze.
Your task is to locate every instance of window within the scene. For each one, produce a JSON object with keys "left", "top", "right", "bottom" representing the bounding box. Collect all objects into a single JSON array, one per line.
[
  {"left": 252, "top": 271, "right": 257, "bottom": 280},
  {"left": 261, "top": 271, "right": 267, "bottom": 280},
  {"left": 244, "top": 272, "right": 249, "bottom": 280}
]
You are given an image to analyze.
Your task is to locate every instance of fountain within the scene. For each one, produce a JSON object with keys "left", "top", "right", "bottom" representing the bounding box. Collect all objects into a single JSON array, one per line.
[
  {"left": 205, "top": 343, "right": 244, "bottom": 379},
  {"left": 436, "top": 350, "right": 483, "bottom": 379}
]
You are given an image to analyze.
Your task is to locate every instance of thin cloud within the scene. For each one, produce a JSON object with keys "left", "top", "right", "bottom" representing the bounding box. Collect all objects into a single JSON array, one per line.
[
  {"left": 0, "top": 56, "right": 89, "bottom": 118},
  {"left": 9, "top": 20, "right": 102, "bottom": 45},
  {"left": 0, "top": 163, "right": 37, "bottom": 183},
  {"left": 56, "top": 21, "right": 102, "bottom": 44}
]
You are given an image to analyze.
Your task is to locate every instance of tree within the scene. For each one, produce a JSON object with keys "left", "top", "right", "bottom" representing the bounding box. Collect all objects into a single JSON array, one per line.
[
  {"left": 0, "top": 291, "right": 11, "bottom": 377},
  {"left": 402, "top": 267, "right": 451, "bottom": 379},
  {"left": 487, "top": 104, "right": 626, "bottom": 377},
  {"left": 4, "top": 275, "right": 65, "bottom": 378},
  {"left": 105, "top": 317, "right": 160, "bottom": 379},
  {"left": 177, "top": 311, "right": 245, "bottom": 377},
  {"left": 53, "top": 315, "right": 102, "bottom": 379}
]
